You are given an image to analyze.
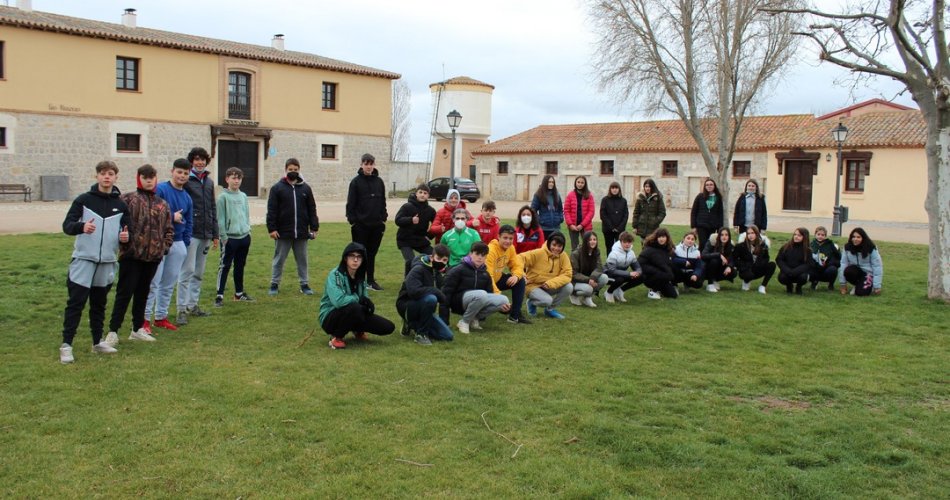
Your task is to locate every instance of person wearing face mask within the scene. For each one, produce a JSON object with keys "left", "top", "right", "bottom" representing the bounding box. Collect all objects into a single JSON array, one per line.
[
  {"left": 430, "top": 189, "right": 472, "bottom": 243},
  {"left": 733, "top": 178, "right": 768, "bottom": 235},
  {"left": 395, "top": 244, "right": 453, "bottom": 345},
  {"left": 514, "top": 205, "right": 545, "bottom": 254},
  {"left": 266, "top": 158, "right": 320, "bottom": 296},
  {"left": 441, "top": 208, "right": 482, "bottom": 267}
]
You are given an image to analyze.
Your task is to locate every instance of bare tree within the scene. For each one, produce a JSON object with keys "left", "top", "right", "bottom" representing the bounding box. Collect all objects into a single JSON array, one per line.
[
  {"left": 589, "top": 0, "right": 802, "bottom": 226},
  {"left": 763, "top": 0, "right": 949, "bottom": 300},
  {"left": 391, "top": 79, "right": 412, "bottom": 162}
]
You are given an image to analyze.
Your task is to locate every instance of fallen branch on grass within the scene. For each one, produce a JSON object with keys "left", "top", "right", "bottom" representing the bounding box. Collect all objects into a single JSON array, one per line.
[
  {"left": 296, "top": 329, "right": 315, "bottom": 348},
  {"left": 395, "top": 458, "right": 433, "bottom": 467},
  {"left": 481, "top": 411, "right": 524, "bottom": 458}
]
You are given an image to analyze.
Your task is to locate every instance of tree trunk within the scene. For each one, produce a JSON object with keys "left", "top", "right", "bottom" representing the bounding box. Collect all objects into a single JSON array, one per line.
[{"left": 930, "top": 125, "right": 950, "bottom": 300}]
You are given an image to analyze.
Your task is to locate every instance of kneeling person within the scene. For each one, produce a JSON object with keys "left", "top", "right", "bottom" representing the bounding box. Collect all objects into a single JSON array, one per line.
[
  {"left": 319, "top": 243, "right": 395, "bottom": 350},
  {"left": 442, "top": 242, "right": 510, "bottom": 334},
  {"left": 487, "top": 225, "right": 531, "bottom": 324},
  {"left": 521, "top": 232, "right": 573, "bottom": 319},
  {"left": 395, "top": 244, "right": 454, "bottom": 345}
]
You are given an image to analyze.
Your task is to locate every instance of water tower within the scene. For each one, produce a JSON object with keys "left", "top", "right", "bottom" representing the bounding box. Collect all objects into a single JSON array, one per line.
[{"left": 428, "top": 76, "right": 494, "bottom": 183}]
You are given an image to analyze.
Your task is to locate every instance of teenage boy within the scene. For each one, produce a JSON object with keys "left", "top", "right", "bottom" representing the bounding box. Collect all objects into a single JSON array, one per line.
[
  {"left": 319, "top": 242, "right": 395, "bottom": 350},
  {"left": 487, "top": 225, "right": 531, "bottom": 324},
  {"left": 394, "top": 183, "right": 437, "bottom": 275},
  {"left": 473, "top": 200, "right": 501, "bottom": 244},
  {"left": 177, "top": 147, "right": 218, "bottom": 324},
  {"left": 105, "top": 164, "right": 173, "bottom": 347},
  {"left": 521, "top": 232, "right": 573, "bottom": 320},
  {"left": 441, "top": 208, "right": 481, "bottom": 267},
  {"left": 442, "top": 241, "right": 511, "bottom": 334},
  {"left": 395, "top": 244, "right": 453, "bottom": 345},
  {"left": 266, "top": 158, "right": 319, "bottom": 296},
  {"left": 144, "top": 159, "right": 193, "bottom": 332},
  {"left": 58, "top": 161, "right": 130, "bottom": 363},
  {"left": 215, "top": 167, "right": 253, "bottom": 307},
  {"left": 346, "top": 153, "right": 387, "bottom": 290}
]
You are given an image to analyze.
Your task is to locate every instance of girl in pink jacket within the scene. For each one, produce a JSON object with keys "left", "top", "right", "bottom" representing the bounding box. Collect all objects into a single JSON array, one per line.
[{"left": 564, "top": 176, "right": 595, "bottom": 251}]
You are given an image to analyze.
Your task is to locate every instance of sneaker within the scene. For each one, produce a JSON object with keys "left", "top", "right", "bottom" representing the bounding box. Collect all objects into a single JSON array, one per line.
[
  {"left": 605, "top": 291, "right": 615, "bottom": 303},
  {"left": 706, "top": 284, "right": 718, "bottom": 293},
  {"left": 153, "top": 318, "right": 178, "bottom": 331},
  {"left": 268, "top": 283, "right": 279, "bottom": 296},
  {"left": 507, "top": 315, "right": 533, "bottom": 325},
  {"left": 569, "top": 295, "right": 582, "bottom": 306},
  {"left": 129, "top": 328, "right": 156, "bottom": 342},
  {"left": 615, "top": 289, "right": 628, "bottom": 303},
  {"left": 234, "top": 293, "right": 255, "bottom": 302},
  {"left": 188, "top": 306, "right": 211, "bottom": 317},
  {"left": 582, "top": 296, "right": 596, "bottom": 308},
  {"left": 92, "top": 342, "right": 118, "bottom": 354},
  {"left": 527, "top": 302, "right": 537, "bottom": 316},
  {"left": 544, "top": 308, "right": 565, "bottom": 320},
  {"left": 142, "top": 320, "right": 152, "bottom": 334},
  {"left": 368, "top": 281, "right": 384, "bottom": 291},
  {"left": 758, "top": 285, "right": 767, "bottom": 294},
  {"left": 328, "top": 337, "right": 346, "bottom": 349},
  {"left": 214, "top": 295, "right": 224, "bottom": 308},
  {"left": 471, "top": 319, "right": 483, "bottom": 330},
  {"left": 300, "top": 284, "right": 314, "bottom": 295},
  {"left": 59, "top": 343, "right": 74, "bottom": 364},
  {"left": 741, "top": 281, "right": 750, "bottom": 291},
  {"left": 715, "top": 282, "right": 721, "bottom": 291},
  {"left": 354, "top": 332, "right": 369, "bottom": 341},
  {"left": 401, "top": 322, "right": 412, "bottom": 337},
  {"left": 414, "top": 334, "right": 432, "bottom": 346},
  {"left": 457, "top": 320, "right": 471, "bottom": 334},
  {"left": 176, "top": 310, "right": 189, "bottom": 325},
  {"left": 647, "top": 290, "right": 662, "bottom": 300},
  {"left": 104, "top": 331, "right": 119, "bottom": 347}
]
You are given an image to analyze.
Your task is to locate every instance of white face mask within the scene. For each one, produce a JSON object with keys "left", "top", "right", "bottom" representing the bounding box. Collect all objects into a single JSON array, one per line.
[
  {"left": 454, "top": 219, "right": 467, "bottom": 230},
  {"left": 521, "top": 215, "right": 532, "bottom": 225}
]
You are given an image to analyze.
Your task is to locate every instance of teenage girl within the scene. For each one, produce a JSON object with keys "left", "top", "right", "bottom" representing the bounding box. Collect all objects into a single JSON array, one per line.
[
  {"left": 514, "top": 205, "right": 545, "bottom": 254},
  {"left": 733, "top": 179, "right": 768, "bottom": 234},
  {"left": 839, "top": 227, "right": 884, "bottom": 296},
  {"left": 672, "top": 230, "right": 705, "bottom": 290},
  {"left": 569, "top": 231, "right": 609, "bottom": 307},
  {"left": 690, "top": 177, "right": 724, "bottom": 247},
  {"left": 564, "top": 176, "right": 595, "bottom": 251},
  {"left": 530, "top": 175, "right": 564, "bottom": 241},
  {"left": 600, "top": 181, "right": 628, "bottom": 252},
  {"left": 733, "top": 224, "right": 775, "bottom": 294},
  {"left": 638, "top": 228, "right": 678, "bottom": 299},
  {"left": 701, "top": 227, "right": 736, "bottom": 292},
  {"left": 776, "top": 227, "right": 811, "bottom": 295},
  {"left": 810, "top": 225, "right": 841, "bottom": 290},
  {"left": 632, "top": 179, "right": 666, "bottom": 240}
]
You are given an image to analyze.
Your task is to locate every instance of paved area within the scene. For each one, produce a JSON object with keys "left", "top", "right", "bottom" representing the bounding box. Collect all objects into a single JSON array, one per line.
[{"left": 0, "top": 198, "right": 930, "bottom": 244}]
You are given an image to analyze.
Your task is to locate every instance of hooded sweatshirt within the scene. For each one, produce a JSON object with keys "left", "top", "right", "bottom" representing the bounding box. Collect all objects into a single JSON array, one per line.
[
  {"left": 605, "top": 240, "right": 642, "bottom": 280},
  {"left": 430, "top": 189, "right": 472, "bottom": 241},
  {"left": 395, "top": 254, "right": 446, "bottom": 316},
  {"left": 120, "top": 178, "right": 173, "bottom": 262},
  {"left": 394, "top": 191, "right": 437, "bottom": 248},
  {"left": 346, "top": 167, "right": 388, "bottom": 227},
  {"left": 521, "top": 244, "right": 573, "bottom": 293},
  {"left": 63, "top": 184, "right": 130, "bottom": 264},
  {"left": 319, "top": 242, "right": 368, "bottom": 326}
]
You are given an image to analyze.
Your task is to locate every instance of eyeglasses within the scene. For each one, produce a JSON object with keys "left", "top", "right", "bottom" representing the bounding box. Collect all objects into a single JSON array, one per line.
[{"left": 346, "top": 254, "right": 363, "bottom": 260}]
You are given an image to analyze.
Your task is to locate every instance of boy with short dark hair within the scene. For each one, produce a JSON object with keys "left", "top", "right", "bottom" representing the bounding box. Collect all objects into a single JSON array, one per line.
[
  {"left": 473, "top": 200, "right": 500, "bottom": 244},
  {"left": 215, "top": 167, "right": 253, "bottom": 307},
  {"left": 442, "top": 241, "right": 511, "bottom": 334},
  {"left": 59, "top": 161, "right": 130, "bottom": 363},
  {"left": 395, "top": 244, "right": 453, "bottom": 345},
  {"left": 486, "top": 224, "right": 531, "bottom": 324},
  {"left": 105, "top": 164, "right": 173, "bottom": 347},
  {"left": 177, "top": 146, "right": 218, "bottom": 323},
  {"left": 394, "top": 183, "right": 437, "bottom": 275}
]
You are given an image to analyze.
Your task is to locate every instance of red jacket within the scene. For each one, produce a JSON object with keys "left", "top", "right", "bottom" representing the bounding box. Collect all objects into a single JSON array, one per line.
[
  {"left": 564, "top": 191, "right": 595, "bottom": 231},
  {"left": 515, "top": 226, "right": 545, "bottom": 254},
  {"left": 474, "top": 214, "right": 500, "bottom": 244},
  {"left": 429, "top": 200, "right": 473, "bottom": 243}
]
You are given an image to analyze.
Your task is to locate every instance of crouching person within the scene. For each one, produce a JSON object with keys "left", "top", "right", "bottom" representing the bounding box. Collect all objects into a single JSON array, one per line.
[
  {"left": 395, "top": 244, "right": 454, "bottom": 345},
  {"left": 319, "top": 243, "right": 394, "bottom": 350},
  {"left": 442, "top": 242, "right": 510, "bottom": 334},
  {"left": 521, "top": 232, "right": 573, "bottom": 319}
]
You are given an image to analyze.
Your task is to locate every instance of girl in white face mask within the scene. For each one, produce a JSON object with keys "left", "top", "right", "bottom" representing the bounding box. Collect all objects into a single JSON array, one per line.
[
  {"left": 441, "top": 208, "right": 481, "bottom": 267},
  {"left": 514, "top": 205, "right": 545, "bottom": 254}
]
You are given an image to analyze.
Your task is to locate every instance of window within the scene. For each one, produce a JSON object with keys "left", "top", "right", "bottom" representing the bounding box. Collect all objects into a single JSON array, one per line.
[
  {"left": 600, "top": 160, "right": 614, "bottom": 176},
  {"left": 545, "top": 161, "right": 558, "bottom": 175},
  {"left": 845, "top": 159, "right": 869, "bottom": 192},
  {"left": 116, "top": 133, "right": 141, "bottom": 152},
  {"left": 662, "top": 160, "right": 678, "bottom": 177},
  {"left": 115, "top": 56, "right": 139, "bottom": 91},
  {"left": 0, "top": 41, "right": 5, "bottom": 79},
  {"left": 497, "top": 161, "right": 509, "bottom": 175},
  {"left": 228, "top": 71, "right": 251, "bottom": 119},
  {"left": 321, "top": 144, "right": 337, "bottom": 160},
  {"left": 732, "top": 160, "right": 751, "bottom": 178},
  {"left": 322, "top": 82, "right": 337, "bottom": 110},
  {"left": 0, "top": 127, "right": 6, "bottom": 147}
]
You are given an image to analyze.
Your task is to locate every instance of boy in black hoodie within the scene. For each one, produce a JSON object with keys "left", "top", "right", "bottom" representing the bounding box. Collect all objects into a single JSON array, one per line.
[
  {"left": 345, "top": 153, "right": 387, "bottom": 290},
  {"left": 395, "top": 244, "right": 453, "bottom": 345},
  {"left": 394, "top": 184, "right": 437, "bottom": 275}
]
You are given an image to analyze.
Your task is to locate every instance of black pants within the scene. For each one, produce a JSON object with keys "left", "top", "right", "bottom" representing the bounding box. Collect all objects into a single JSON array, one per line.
[
  {"left": 602, "top": 231, "right": 621, "bottom": 255},
  {"left": 739, "top": 262, "right": 776, "bottom": 286},
  {"left": 811, "top": 265, "right": 838, "bottom": 285},
  {"left": 399, "top": 243, "right": 432, "bottom": 276},
  {"left": 778, "top": 270, "right": 809, "bottom": 292},
  {"left": 63, "top": 279, "right": 112, "bottom": 346},
  {"left": 497, "top": 274, "right": 526, "bottom": 319},
  {"left": 843, "top": 266, "right": 874, "bottom": 296},
  {"left": 110, "top": 259, "right": 160, "bottom": 333},
  {"left": 321, "top": 302, "right": 395, "bottom": 339},
  {"left": 643, "top": 271, "right": 678, "bottom": 298},
  {"left": 217, "top": 235, "right": 251, "bottom": 295},
  {"left": 352, "top": 224, "right": 385, "bottom": 282},
  {"left": 606, "top": 274, "right": 643, "bottom": 293},
  {"left": 696, "top": 227, "right": 718, "bottom": 250},
  {"left": 704, "top": 258, "right": 737, "bottom": 284}
]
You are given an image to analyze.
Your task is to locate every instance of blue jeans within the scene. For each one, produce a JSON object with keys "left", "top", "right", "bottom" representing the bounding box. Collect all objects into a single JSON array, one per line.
[{"left": 406, "top": 294, "right": 453, "bottom": 341}]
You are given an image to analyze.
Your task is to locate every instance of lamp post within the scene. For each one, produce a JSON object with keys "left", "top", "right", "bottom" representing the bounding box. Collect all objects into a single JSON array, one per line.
[
  {"left": 831, "top": 121, "right": 849, "bottom": 237},
  {"left": 447, "top": 110, "right": 462, "bottom": 191}
]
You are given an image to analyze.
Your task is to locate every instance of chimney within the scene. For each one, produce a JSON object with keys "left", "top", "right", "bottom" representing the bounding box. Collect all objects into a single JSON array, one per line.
[
  {"left": 272, "top": 34, "right": 285, "bottom": 51},
  {"left": 122, "top": 8, "right": 137, "bottom": 28},
  {"left": 16, "top": 0, "right": 33, "bottom": 11}
]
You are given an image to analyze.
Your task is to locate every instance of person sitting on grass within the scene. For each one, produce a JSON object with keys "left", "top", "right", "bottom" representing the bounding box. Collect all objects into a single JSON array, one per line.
[
  {"left": 839, "top": 227, "right": 884, "bottom": 296},
  {"left": 569, "top": 231, "right": 608, "bottom": 308},
  {"left": 429, "top": 189, "right": 472, "bottom": 243},
  {"left": 604, "top": 231, "right": 643, "bottom": 303},
  {"left": 672, "top": 230, "right": 705, "bottom": 292},
  {"left": 442, "top": 241, "right": 511, "bottom": 334},
  {"left": 441, "top": 208, "right": 482, "bottom": 267},
  {"left": 521, "top": 232, "right": 573, "bottom": 319},
  {"left": 486, "top": 225, "right": 532, "bottom": 324},
  {"left": 638, "top": 228, "right": 679, "bottom": 300},
  {"left": 701, "top": 227, "right": 737, "bottom": 293},
  {"left": 810, "top": 225, "right": 841, "bottom": 290},
  {"left": 395, "top": 244, "right": 453, "bottom": 345},
  {"left": 777, "top": 227, "right": 812, "bottom": 295},
  {"left": 214, "top": 167, "right": 254, "bottom": 307},
  {"left": 319, "top": 242, "right": 395, "bottom": 350},
  {"left": 733, "top": 224, "right": 775, "bottom": 294}
]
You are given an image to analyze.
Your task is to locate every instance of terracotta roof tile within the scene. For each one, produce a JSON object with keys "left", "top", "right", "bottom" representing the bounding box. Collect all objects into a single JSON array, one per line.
[
  {"left": 429, "top": 76, "right": 495, "bottom": 89},
  {"left": 0, "top": 6, "right": 400, "bottom": 79}
]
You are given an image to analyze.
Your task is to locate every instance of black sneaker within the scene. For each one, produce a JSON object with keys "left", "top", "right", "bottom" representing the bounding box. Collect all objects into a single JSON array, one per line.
[
  {"left": 234, "top": 293, "right": 255, "bottom": 302},
  {"left": 507, "top": 315, "right": 533, "bottom": 325},
  {"left": 368, "top": 281, "right": 383, "bottom": 291},
  {"left": 300, "top": 284, "right": 314, "bottom": 295},
  {"left": 414, "top": 334, "right": 432, "bottom": 346},
  {"left": 214, "top": 295, "right": 224, "bottom": 308},
  {"left": 189, "top": 306, "right": 211, "bottom": 317},
  {"left": 400, "top": 322, "right": 412, "bottom": 337},
  {"left": 268, "top": 283, "right": 279, "bottom": 296}
]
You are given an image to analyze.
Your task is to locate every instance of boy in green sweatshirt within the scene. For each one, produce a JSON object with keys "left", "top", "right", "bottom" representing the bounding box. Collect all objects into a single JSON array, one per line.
[{"left": 215, "top": 167, "right": 254, "bottom": 306}]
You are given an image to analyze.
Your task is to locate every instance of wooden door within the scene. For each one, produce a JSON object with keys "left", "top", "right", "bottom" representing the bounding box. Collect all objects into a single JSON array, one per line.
[
  {"left": 217, "top": 140, "right": 260, "bottom": 197},
  {"left": 783, "top": 160, "right": 814, "bottom": 211}
]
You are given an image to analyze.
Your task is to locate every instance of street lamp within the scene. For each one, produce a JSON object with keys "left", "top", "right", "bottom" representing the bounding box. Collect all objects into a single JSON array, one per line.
[
  {"left": 831, "top": 121, "right": 849, "bottom": 237},
  {"left": 447, "top": 110, "right": 462, "bottom": 190}
]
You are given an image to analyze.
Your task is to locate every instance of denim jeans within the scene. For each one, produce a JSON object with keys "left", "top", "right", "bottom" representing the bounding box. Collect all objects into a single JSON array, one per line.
[{"left": 406, "top": 294, "right": 453, "bottom": 340}]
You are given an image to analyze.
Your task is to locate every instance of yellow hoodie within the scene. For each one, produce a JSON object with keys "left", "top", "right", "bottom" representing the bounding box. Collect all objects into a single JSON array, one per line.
[
  {"left": 486, "top": 238, "right": 525, "bottom": 294},
  {"left": 520, "top": 245, "right": 573, "bottom": 293}
]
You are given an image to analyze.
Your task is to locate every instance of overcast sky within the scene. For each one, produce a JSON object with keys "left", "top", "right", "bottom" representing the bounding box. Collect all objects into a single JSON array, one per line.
[{"left": 27, "top": 0, "right": 916, "bottom": 161}]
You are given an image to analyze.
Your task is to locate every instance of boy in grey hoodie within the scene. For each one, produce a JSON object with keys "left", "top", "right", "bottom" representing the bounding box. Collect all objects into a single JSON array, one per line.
[{"left": 603, "top": 231, "right": 644, "bottom": 303}]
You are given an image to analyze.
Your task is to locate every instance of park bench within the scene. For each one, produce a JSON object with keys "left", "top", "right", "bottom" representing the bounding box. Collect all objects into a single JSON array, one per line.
[{"left": 0, "top": 184, "right": 32, "bottom": 202}]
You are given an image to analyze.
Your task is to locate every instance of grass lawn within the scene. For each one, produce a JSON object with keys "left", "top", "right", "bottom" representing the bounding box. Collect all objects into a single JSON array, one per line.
[{"left": 0, "top": 223, "right": 946, "bottom": 497}]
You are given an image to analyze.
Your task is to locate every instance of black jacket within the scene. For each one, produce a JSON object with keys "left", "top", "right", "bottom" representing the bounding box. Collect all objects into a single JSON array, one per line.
[
  {"left": 184, "top": 171, "right": 218, "bottom": 239},
  {"left": 776, "top": 243, "right": 811, "bottom": 277},
  {"left": 690, "top": 193, "right": 724, "bottom": 230},
  {"left": 346, "top": 167, "right": 387, "bottom": 227},
  {"left": 733, "top": 242, "right": 771, "bottom": 275},
  {"left": 442, "top": 257, "right": 494, "bottom": 314},
  {"left": 701, "top": 240, "right": 735, "bottom": 265},
  {"left": 732, "top": 194, "right": 768, "bottom": 231},
  {"left": 394, "top": 193, "right": 437, "bottom": 248},
  {"left": 396, "top": 255, "right": 446, "bottom": 316},
  {"left": 266, "top": 176, "right": 319, "bottom": 239},
  {"left": 599, "top": 194, "right": 628, "bottom": 234},
  {"left": 638, "top": 244, "right": 674, "bottom": 282}
]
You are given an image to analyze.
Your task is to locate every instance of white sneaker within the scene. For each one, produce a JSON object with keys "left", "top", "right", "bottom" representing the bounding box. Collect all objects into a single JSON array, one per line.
[
  {"left": 129, "top": 328, "right": 156, "bottom": 342},
  {"left": 605, "top": 291, "right": 616, "bottom": 303},
  {"left": 471, "top": 319, "right": 483, "bottom": 330},
  {"left": 457, "top": 320, "right": 470, "bottom": 334},
  {"left": 59, "top": 343, "right": 74, "bottom": 364},
  {"left": 104, "top": 331, "right": 119, "bottom": 347},
  {"left": 706, "top": 284, "right": 719, "bottom": 293},
  {"left": 92, "top": 342, "right": 117, "bottom": 354},
  {"left": 615, "top": 289, "right": 628, "bottom": 303},
  {"left": 582, "top": 296, "right": 597, "bottom": 308},
  {"left": 758, "top": 285, "right": 767, "bottom": 294},
  {"left": 715, "top": 282, "right": 721, "bottom": 291},
  {"left": 741, "top": 281, "right": 750, "bottom": 291},
  {"left": 569, "top": 295, "right": 582, "bottom": 306},
  {"left": 647, "top": 290, "right": 662, "bottom": 300}
]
